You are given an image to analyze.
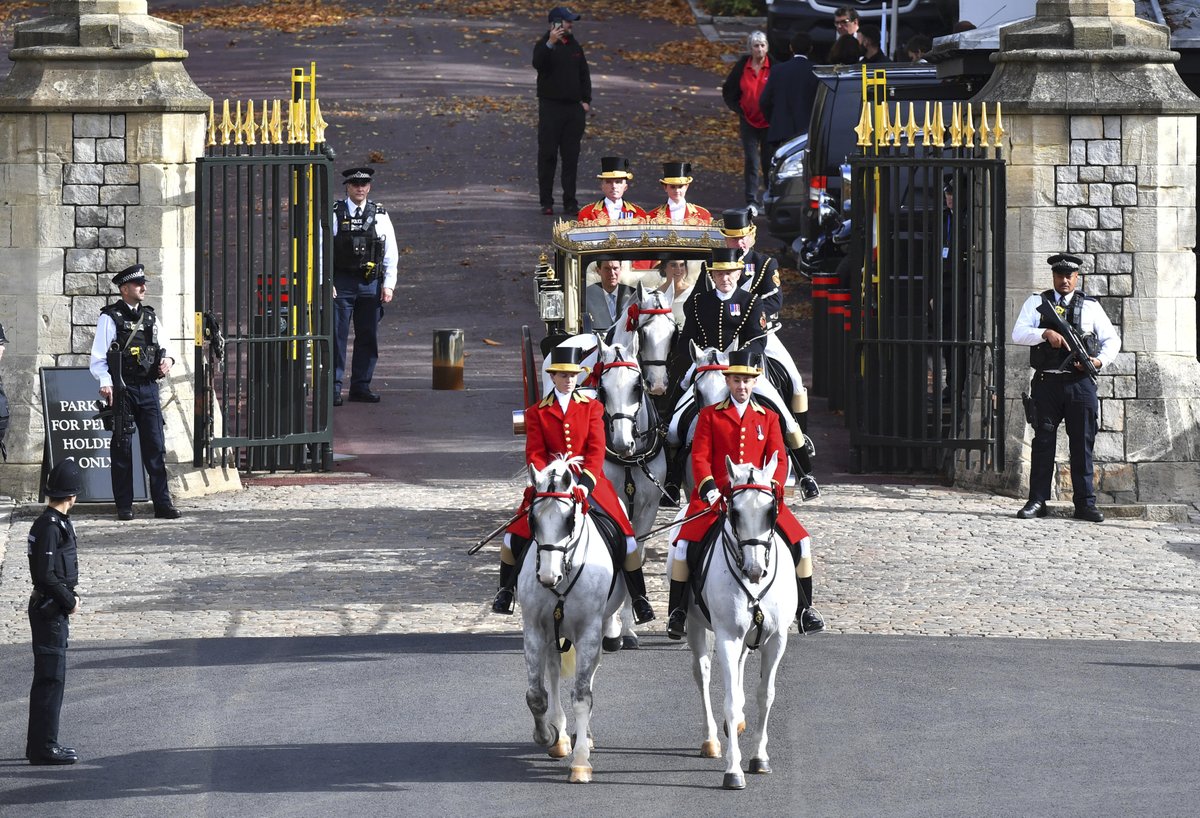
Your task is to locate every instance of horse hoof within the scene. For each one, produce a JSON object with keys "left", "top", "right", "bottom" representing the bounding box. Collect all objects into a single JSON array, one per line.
[
  {"left": 548, "top": 737, "right": 571, "bottom": 759},
  {"left": 621, "top": 634, "right": 639, "bottom": 650},
  {"left": 602, "top": 636, "right": 623, "bottom": 653},
  {"left": 722, "top": 772, "right": 746, "bottom": 790},
  {"left": 749, "top": 757, "right": 771, "bottom": 774},
  {"left": 569, "top": 766, "right": 593, "bottom": 784},
  {"left": 700, "top": 740, "right": 722, "bottom": 758}
]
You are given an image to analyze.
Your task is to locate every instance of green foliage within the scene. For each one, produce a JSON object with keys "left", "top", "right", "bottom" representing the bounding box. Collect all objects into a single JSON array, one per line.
[{"left": 699, "top": 0, "right": 766, "bottom": 17}]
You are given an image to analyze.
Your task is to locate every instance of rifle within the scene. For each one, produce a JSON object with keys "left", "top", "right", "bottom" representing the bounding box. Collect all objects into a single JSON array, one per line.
[
  {"left": 1035, "top": 297, "right": 1099, "bottom": 382},
  {"left": 105, "top": 349, "right": 136, "bottom": 454}
]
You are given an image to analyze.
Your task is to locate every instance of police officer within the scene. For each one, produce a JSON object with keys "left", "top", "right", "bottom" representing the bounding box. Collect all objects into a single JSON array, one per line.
[
  {"left": 667, "top": 350, "right": 823, "bottom": 638},
  {"left": 26, "top": 458, "right": 83, "bottom": 766},
  {"left": 719, "top": 209, "right": 820, "bottom": 500},
  {"left": 332, "top": 167, "right": 399, "bottom": 405},
  {"left": 0, "top": 320, "right": 9, "bottom": 461},
  {"left": 90, "top": 265, "right": 181, "bottom": 521},
  {"left": 1011, "top": 254, "right": 1121, "bottom": 522},
  {"left": 491, "top": 346, "right": 655, "bottom": 625}
]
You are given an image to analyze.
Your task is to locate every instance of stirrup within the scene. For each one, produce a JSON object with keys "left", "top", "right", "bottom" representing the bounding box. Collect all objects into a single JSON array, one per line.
[
  {"left": 491, "top": 587, "right": 515, "bottom": 615},
  {"left": 631, "top": 596, "right": 656, "bottom": 625},
  {"left": 667, "top": 610, "right": 687, "bottom": 640}
]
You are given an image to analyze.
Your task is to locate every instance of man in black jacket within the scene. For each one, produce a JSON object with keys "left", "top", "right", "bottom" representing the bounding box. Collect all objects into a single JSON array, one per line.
[
  {"left": 759, "top": 32, "right": 819, "bottom": 159},
  {"left": 533, "top": 6, "right": 591, "bottom": 215}
]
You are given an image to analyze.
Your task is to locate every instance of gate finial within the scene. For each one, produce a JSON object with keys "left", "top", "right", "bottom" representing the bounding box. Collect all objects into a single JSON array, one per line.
[
  {"left": 963, "top": 103, "right": 976, "bottom": 149},
  {"left": 979, "top": 104, "right": 991, "bottom": 148},
  {"left": 219, "top": 99, "right": 234, "bottom": 146},
  {"left": 922, "top": 102, "right": 932, "bottom": 147},
  {"left": 207, "top": 99, "right": 216, "bottom": 147},
  {"left": 241, "top": 100, "right": 257, "bottom": 146},
  {"left": 854, "top": 100, "right": 873, "bottom": 147},
  {"left": 950, "top": 102, "right": 963, "bottom": 148},
  {"left": 932, "top": 102, "right": 946, "bottom": 147},
  {"left": 903, "top": 102, "right": 918, "bottom": 147}
]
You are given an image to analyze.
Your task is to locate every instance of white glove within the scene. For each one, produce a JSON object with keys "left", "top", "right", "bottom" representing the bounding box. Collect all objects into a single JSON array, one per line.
[{"left": 705, "top": 488, "right": 720, "bottom": 506}]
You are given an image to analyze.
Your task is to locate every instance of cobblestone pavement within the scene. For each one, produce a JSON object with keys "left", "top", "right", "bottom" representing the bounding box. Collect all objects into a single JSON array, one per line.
[{"left": 3, "top": 481, "right": 1198, "bottom": 645}]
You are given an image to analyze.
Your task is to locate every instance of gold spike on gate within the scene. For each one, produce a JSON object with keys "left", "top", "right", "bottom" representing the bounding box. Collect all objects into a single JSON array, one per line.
[
  {"left": 311, "top": 97, "right": 329, "bottom": 145},
  {"left": 854, "top": 100, "right": 874, "bottom": 147},
  {"left": 903, "top": 102, "right": 918, "bottom": 147},
  {"left": 964, "top": 103, "right": 976, "bottom": 148},
  {"left": 932, "top": 101, "right": 946, "bottom": 147},
  {"left": 242, "top": 100, "right": 258, "bottom": 145},
  {"left": 950, "top": 102, "right": 963, "bottom": 148},
  {"left": 271, "top": 100, "right": 284, "bottom": 144},
  {"left": 207, "top": 99, "right": 217, "bottom": 147},
  {"left": 233, "top": 100, "right": 244, "bottom": 146},
  {"left": 922, "top": 101, "right": 932, "bottom": 147},
  {"left": 260, "top": 100, "right": 271, "bottom": 146},
  {"left": 218, "top": 99, "right": 235, "bottom": 146},
  {"left": 992, "top": 102, "right": 1006, "bottom": 147},
  {"left": 978, "top": 104, "right": 991, "bottom": 148}
]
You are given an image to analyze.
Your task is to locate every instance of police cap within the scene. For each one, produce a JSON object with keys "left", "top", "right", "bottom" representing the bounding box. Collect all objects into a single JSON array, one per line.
[
  {"left": 45, "top": 458, "right": 83, "bottom": 499},
  {"left": 1047, "top": 254, "right": 1083, "bottom": 275},
  {"left": 111, "top": 264, "right": 146, "bottom": 287},
  {"left": 342, "top": 167, "right": 375, "bottom": 184}
]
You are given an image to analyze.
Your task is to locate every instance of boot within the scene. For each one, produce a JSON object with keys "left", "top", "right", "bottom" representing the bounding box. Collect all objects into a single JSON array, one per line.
[
  {"left": 791, "top": 443, "right": 821, "bottom": 501},
  {"left": 666, "top": 579, "right": 690, "bottom": 640},
  {"left": 491, "top": 561, "right": 518, "bottom": 615},
  {"left": 623, "top": 567, "right": 656, "bottom": 624},
  {"left": 797, "top": 575, "right": 825, "bottom": 634},
  {"left": 661, "top": 447, "right": 685, "bottom": 508}
]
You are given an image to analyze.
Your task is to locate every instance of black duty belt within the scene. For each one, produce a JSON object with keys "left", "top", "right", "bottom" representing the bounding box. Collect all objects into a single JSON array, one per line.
[{"left": 1035, "top": 371, "right": 1085, "bottom": 383}]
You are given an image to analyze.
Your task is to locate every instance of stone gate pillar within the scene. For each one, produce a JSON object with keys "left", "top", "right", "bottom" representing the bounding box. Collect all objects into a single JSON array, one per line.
[
  {"left": 0, "top": 0, "right": 239, "bottom": 499},
  {"left": 966, "top": 0, "right": 1200, "bottom": 511}
]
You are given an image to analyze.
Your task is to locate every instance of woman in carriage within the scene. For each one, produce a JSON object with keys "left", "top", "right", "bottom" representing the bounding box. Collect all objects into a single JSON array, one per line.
[{"left": 491, "top": 346, "right": 655, "bottom": 625}]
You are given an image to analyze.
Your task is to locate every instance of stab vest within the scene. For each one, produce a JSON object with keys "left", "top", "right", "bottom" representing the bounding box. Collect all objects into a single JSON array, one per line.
[
  {"left": 101, "top": 301, "right": 161, "bottom": 382},
  {"left": 333, "top": 200, "right": 384, "bottom": 277},
  {"left": 27, "top": 510, "right": 79, "bottom": 592},
  {"left": 1030, "top": 289, "right": 1100, "bottom": 371}
]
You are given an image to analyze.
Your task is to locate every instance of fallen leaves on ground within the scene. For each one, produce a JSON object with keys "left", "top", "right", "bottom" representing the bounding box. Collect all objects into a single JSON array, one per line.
[
  {"left": 156, "top": 1, "right": 365, "bottom": 33},
  {"left": 483, "top": 338, "right": 504, "bottom": 346},
  {"left": 405, "top": 0, "right": 695, "bottom": 25},
  {"left": 617, "top": 37, "right": 735, "bottom": 76}
]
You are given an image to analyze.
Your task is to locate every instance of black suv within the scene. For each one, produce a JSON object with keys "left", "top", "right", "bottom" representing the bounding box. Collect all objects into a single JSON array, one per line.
[
  {"left": 766, "top": 0, "right": 957, "bottom": 61},
  {"left": 763, "top": 64, "right": 977, "bottom": 255}
]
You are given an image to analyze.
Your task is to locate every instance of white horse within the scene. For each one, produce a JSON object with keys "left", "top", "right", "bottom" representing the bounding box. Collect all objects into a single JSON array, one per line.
[
  {"left": 518, "top": 457, "right": 626, "bottom": 783},
  {"left": 594, "top": 338, "right": 668, "bottom": 650},
  {"left": 670, "top": 453, "right": 799, "bottom": 790},
  {"left": 608, "top": 284, "right": 677, "bottom": 397},
  {"left": 667, "top": 342, "right": 732, "bottom": 498}
]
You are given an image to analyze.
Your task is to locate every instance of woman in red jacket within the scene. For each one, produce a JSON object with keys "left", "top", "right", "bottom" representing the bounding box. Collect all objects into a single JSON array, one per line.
[
  {"left": 721, "top": 31, "right": 772, "bottom": 208},
  {"left": 491, "top": 346, "right": 655, "bottom": 624}
]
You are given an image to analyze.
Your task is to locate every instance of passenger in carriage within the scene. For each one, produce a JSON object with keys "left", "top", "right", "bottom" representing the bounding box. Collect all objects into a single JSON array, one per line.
[
  {"left": 720, "top": 208, "right": 820, "bottom": 500},
  {"left": 584, "top": 259, "right": 635, "bottom": 334},
  {"left": 655, "top": 259, "right": 700, "bottom": 329},
  {"left": 576, "top": 157, "right": 648, "bottom": 222},
  {"left": 646, "top": 162, "right": 713, "bottom": 224},
  {"left": 666, "top": 350, "right": 825, "bottom": 640},
  {"left": 491, "top": 346, "right": 656, "bottom": 624}
]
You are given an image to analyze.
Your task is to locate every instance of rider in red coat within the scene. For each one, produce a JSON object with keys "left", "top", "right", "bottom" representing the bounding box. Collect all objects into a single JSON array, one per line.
[
  {"left": 667, "top": 349, "right": 824, "bottom": 639},
  {"left": 492, "top": 346, "right": 655, "bottom": 624},
  {"left": 645, "top": 161, "right": 713, "bottom": 224},
  {"left": 576, "top": 156, "right": 648, "bottom": 222}
]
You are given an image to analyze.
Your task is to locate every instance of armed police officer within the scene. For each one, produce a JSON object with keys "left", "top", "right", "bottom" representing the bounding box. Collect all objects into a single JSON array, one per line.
[
  {"left": 26, "top": 458, "right": 83, "bottom": 766},
  {"left": 332, "top": 167, "right": 399, "bottom": 406},
  {"left": 90, "top": 265, "right": 181, "bottom": 521},
  {"left": 1011, "top": 254, "right": 1120, "bottom": 522}
]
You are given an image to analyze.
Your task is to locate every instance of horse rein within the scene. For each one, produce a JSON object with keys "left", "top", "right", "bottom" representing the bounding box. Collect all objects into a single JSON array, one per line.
[
  {"left": 530, "top": 488, "right": 593, "bottom": 653},
  {"left": 719, "top": 481, "right": 782, "bottom": 651}
]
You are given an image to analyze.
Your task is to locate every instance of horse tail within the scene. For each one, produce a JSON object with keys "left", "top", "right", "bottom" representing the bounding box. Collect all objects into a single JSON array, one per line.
[{"left": 559, "top": 639, "right": 577, "bottom": 678}]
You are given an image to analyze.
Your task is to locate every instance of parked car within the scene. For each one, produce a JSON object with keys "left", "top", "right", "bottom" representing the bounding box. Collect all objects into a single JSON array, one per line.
[
  {"left": 765, "top": 0, "right": 957, "bottom": 61},
  {"left": 764, "top": 63, "right": 977, "bottom": 263}
]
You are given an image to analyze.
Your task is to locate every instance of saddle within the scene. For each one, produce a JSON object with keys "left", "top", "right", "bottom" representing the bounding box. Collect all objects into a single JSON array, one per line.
[
  {"left": 685, "top": 514, "right": 726, "bottom": 626},
  {"left": 587, "top": 505, "right": 627, "bottom": 571}
]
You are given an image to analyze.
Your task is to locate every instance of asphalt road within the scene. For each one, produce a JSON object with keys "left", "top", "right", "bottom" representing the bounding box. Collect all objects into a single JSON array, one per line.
[{"left": 2, "top": 634, "right": 1198, "bottom": 817}]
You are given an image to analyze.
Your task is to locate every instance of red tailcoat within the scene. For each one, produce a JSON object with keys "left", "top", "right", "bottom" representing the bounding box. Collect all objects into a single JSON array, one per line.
[
  {"left": 577, "top": 200, "right": 648, "bottom": 223},
  {"left": 508, "top": 391, "right": 633, "bottom": 540},
  {"left": 646, "top": 202, "right": 713, "bottom": 223},
  {"left": 676, "top": 399, "right": 807, "bottom": 545}
]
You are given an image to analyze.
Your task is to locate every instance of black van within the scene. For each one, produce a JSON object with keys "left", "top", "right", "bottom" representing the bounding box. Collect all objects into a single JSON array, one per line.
[{"left": 764, "top": 64, "right": 977, "bottom": 255}]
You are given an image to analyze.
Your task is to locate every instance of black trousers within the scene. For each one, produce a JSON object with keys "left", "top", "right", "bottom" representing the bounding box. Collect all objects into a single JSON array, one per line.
[
  {"left": 111, "top": 380, "right": 171, "bottom": 509},
  {"left": 537, "top": 99, "right": 586, "bottom": 209},
  {"left": 1029, "top": 373, "right": 1098, "bottom": 508},
  {"left": 27, "top": 605, "right": 69, "bottom": 755},
  {"left": 333, "top": 273, "right": 382, "bottom": 394}
]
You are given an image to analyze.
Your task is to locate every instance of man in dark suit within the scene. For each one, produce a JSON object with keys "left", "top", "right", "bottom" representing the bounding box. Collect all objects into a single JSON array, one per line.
[
  {"left": 758, "top": 32, "right": 819, "bottom": 159},
  {"left": 584, "top": 259, "right": 634, "bottom": 334}
]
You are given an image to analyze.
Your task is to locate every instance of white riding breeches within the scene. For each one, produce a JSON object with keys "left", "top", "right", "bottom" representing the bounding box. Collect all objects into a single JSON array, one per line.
[{"left": 765, "top": 332, "right": 805, "bottom": 396}]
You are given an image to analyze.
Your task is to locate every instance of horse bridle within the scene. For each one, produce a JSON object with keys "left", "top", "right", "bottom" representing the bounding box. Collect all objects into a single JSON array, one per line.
[
  {"left": 726, "top": 482, "right": 780, "bottom": 562},
  {"left": 718, "top": 480, "right": 782, "bottom": 652},
  {"left": 530, "top": 489, "right": 583, "bottom": 579},
  {"left": 595, "top": 359, "right": 662, "bottom": 455},
  {"left": 624, "top": 302, "right": 676, "bottom": 373}
]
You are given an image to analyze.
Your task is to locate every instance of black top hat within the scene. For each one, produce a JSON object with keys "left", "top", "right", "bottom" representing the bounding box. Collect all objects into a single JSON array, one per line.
[
  {"left": 708, "top": 247, "right": 743, "bottom": 272},
  {"left": 597, "top": 156, "right": 633, "bottom": 180},
  {"left": 1047, "top": 253, "right": 1083, "bottom": 275},
  {"left": 546, "top": 345, "right": 586, "bottom": 374},
  {"left": 45, "top": 458, "right": 83, "bottom": 499},
  {"left": 548, "top": 6, "right": 581, "bottom": 23},
  {"left": 342, "top": 167, "right": 375, "bottom": 183},
  {"left": 111, "top": 264, "right": 146, "bottom": 287},
  {"left": 725, "top": 348, "right": 763, "bottom": 376},
  {"left": 660, "top": 161, "right": 693, "bottom": 185},
  {"left": 720, "top": 208, "right": 754, "bottom": 237}
]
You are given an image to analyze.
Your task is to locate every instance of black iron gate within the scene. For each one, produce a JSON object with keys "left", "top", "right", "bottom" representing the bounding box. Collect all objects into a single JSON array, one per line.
[
  {"left": 846, "top": 99, "right": 1007, "bottom": 477},
  {"left": 194, "top": 77, "right": 334, "bottom": 472}
]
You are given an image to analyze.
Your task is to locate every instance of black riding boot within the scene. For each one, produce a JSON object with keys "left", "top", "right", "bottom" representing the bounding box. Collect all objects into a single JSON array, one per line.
[
  {"left": 661, "top": 446, "right": 686, "bottom": 507},
  {"left": 797, "top": 575, "right": 825, "bottom": 633},
  {"left": 666, "top": 579, "right": 690, "bottom": 640},
  {"left": 790, "top": 443, "right": 821, "bottom": 501},
  {"left": 491, "top": 561, "right": 518, "bottom": 614},
  {"left": 623, "top": 567, "right": 656, "bottom": 624}
]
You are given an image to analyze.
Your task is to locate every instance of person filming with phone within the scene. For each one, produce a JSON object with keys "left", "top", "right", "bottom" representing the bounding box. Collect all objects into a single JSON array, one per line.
[{"left": 533, "top": 6, "right": 591, "bottom": 216}]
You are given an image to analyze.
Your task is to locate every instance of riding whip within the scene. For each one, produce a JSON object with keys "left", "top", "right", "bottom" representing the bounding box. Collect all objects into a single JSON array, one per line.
[
  {"left": 637, "top": 507, "right": 715, "bottom": 542},
  {"left": 467, "top": 510, "right": 526, "bottom": 555}
]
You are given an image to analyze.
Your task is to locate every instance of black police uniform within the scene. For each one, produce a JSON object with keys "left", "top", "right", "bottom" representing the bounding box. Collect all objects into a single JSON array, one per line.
[
  {"left": 332, "top": 198, "right": 387, "bottom": 400},
  {"left": 99, "top": 299, "right": 173, "bottom": 512},
  {"left": 26, "top": 466, "right": 80, "bottom": 765}
]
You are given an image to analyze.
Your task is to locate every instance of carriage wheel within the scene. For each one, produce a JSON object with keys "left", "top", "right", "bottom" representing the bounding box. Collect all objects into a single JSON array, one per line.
[{"left": 521, "top": 325, "right": 539, "bottom": 407}]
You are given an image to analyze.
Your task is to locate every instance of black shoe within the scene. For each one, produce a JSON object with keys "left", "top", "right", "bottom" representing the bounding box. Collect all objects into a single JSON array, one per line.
[
  {"left": 541, "top": 206, "right": 554, "bottom": 216},
  {"left": 799, "top": 476, "right": 820, "bottom": 501},
  {"left": 154, "top": 505, "right": 182, "bottom": 520},
  {"left": 799, "top": 607, "right": 825, "bottom": 634},
  {"left": 563, "top": 202, "right": 579, "bottom": 214},
  {"left": 1016, "top": 500, "right": 1048, "bottom": 519},
  {"left": 117, "top": 508, "right": 134, "bottom": 521},
  {"left": 660, "top": 483, "right": 680, "bottom": 508},
  {"left": 333, "top": 393, "right": 343, "bottom": 407},
  {"left": 491, "top": 587, "right": 514, "bottom": 615},
  {"left": 1073, "top": 506, "right": 1105, "bottom": 523},
  {"left": 667, "top": 609, "right": 687, "bottom": 640},
  {"left": 28, "top": 746, "right": 77, "bottom": 766},
  {"left": 348, "top": 389, "right": 381, "bottom": 403},
  {"left": 631, "top": 595, "right": 655, "bottom": 625}
]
